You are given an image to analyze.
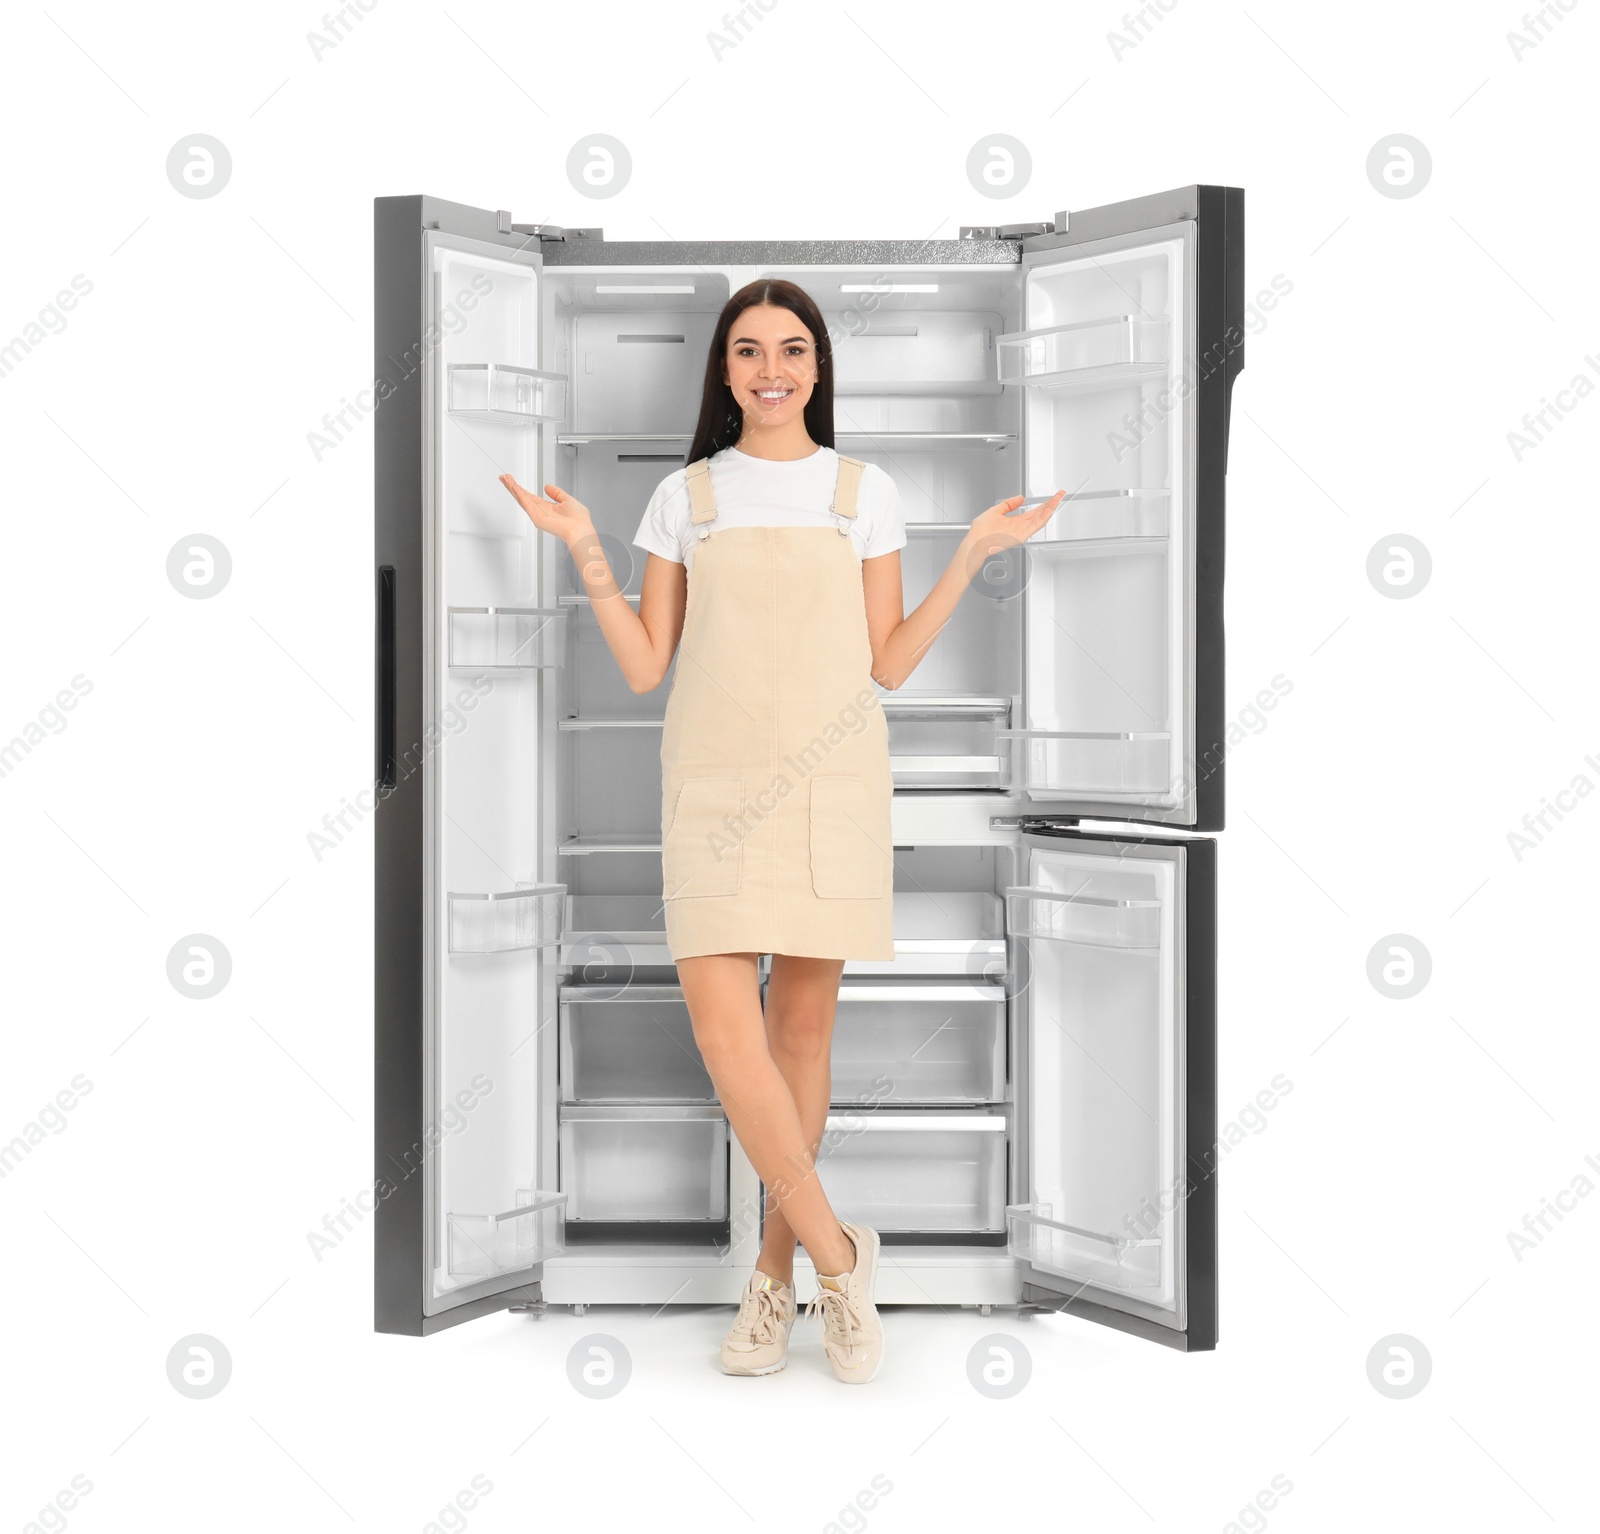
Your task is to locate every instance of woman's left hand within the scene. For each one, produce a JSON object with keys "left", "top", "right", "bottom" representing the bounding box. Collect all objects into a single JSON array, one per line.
[{"left": 963, "top": 490, "right": 1066, "bottom": 558}]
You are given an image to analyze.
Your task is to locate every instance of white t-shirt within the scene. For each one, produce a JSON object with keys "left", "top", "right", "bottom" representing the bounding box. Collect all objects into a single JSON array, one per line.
[{"left": 632, "top": 445, "right": 907, "bottom": 575}]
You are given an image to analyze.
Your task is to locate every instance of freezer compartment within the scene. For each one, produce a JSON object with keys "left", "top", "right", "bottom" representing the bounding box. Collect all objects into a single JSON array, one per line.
[
  {"left": 811, "top": 1110, "right": 1008, "bottom": 1233},
  {"left": 831, "top": 980, "right": 1007, "bottom": 1105},
  {"left": 559, "top": 984, "right": 714, "bottom": 1103},
  {"left": 998, "top": 729, "right": 1171, "bottom": 797},
  {"left": 448, "top": 606, "right": 568, "bottom": 670},
  {"left": 447, "top": 883, "right": 566, "bottom": 953},
  {"left": 445, "top": 1189, "right": 568, "bottom": 1279},
  {"left": 1005, "top": 1201, "right": 1161, "bottom": 1292},
  {"left": 559, "top": 1105, "right": 729, "bottom": 1221},
  {"left": 447, "top": 361, "right": 567, "bottom": 423},
  {"left": 995, "top": 315, "right": 1168, "bottom": 390},
  {"left": 1005, "top": 883, "right": 1161, "bottom": 949}
]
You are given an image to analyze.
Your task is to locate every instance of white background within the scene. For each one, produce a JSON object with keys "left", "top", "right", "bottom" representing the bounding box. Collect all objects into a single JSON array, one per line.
[{"left": 2, "top": 2, "right": 1594, "bottom": 1530}]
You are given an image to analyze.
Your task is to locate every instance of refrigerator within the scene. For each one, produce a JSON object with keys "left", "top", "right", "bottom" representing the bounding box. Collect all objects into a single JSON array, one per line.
[{"left": 374, "top": 184, "right": 1243, "bottom": 1351}]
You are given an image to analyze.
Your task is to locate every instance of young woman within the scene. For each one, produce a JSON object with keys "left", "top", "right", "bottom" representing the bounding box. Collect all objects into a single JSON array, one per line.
[{"left": 500, "top": 280, "right": 1063, "bottom": 1383}]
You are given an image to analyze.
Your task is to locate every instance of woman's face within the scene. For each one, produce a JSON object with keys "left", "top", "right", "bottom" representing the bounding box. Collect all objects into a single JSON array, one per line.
[{"left": 722, "top": 303, "right": 817, "bottom": 428}]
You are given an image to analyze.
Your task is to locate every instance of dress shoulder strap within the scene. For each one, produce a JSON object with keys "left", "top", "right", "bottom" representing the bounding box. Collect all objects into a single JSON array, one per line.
[
  {"left": 831, "top": 454, "right": 866, "bottom": 529},
  {"left": 684, "top": 458, "right": 718, "bottom": 525}
]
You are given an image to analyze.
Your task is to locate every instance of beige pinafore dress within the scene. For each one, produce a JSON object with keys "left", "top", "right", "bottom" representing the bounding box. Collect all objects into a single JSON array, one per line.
[{"left": 658, "top": 452, "right": 896, "bottom": 961}]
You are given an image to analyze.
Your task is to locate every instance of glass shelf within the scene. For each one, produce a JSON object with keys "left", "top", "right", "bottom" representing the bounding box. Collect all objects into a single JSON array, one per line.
[
  {"left": 446, "top": 1189, "right": 567, "bottom": 1278},
  {"left": 555, "top": 430, "right": 1015, "bottom": 449},
  {"left": 1004, "top": 884, "right": 1161, "bottom": 949},
  {"left": 447, "top": 883, "right": 566, "bottom": 953},
  {"left": 448, "top": 607, "right": 568, "bottom": 670},
  {"left": 1006, "top": 1201, "right": 1162, "bottom": 1290},
  {"left": 995, "top": 315, "right": 1169, "bottom": 392},
  {"left": 447, "top": 362, "right": 567, "bottom": 424},
  {"left": 997, "top": 728, "right": 1170, "bottom": 796}
]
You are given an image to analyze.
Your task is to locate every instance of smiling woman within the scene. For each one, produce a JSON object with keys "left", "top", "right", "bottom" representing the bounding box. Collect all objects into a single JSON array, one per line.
[{"left": 496, "top": 276, "right": 1063, "bottom": 1385}]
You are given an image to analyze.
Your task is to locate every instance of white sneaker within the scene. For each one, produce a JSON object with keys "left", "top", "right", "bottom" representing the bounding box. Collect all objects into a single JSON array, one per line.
[
  {"left": 805, "top": 1221, "right": 884, "bottom": 1384},
  {"left": 720, "top": 1270, "right": 797, "bottom": 1376}
]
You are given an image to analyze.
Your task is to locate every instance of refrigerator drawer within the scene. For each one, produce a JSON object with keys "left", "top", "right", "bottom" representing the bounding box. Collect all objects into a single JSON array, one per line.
[
  {"left": 559, "top": 1106, "right": 728, "bottom": 1222},
  {"left": 559, "top": 985, "right": 715, "bottom": 1103},
  {"left": 831, "top": 982, "right": 1006, "bottom": 1105},
  {"left": 811, "top": 1111, "right": 1008, "bottom": 1233}
]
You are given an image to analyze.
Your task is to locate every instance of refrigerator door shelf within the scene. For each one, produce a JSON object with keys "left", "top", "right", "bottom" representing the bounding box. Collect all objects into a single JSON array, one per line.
[
  {"left": 1006, "top": 1201, "right": 1162, "bottom": 1293},
  {"left": 447, "top": 883, "right": 566, "bottom": 953},
  {"left": 446, "top": 1190, "right": 568, "bottom": 1280},
  {"left": 559, "top": 1106, "right": 729, "bottom": 1222},
  {"left": 446, "top": 361, "right": 567, "bottom": 423},
  {"left": 448, "top": 606, "right": 569, "bottom": 670},
  {"left": 996, "top": 314, "right": 1170, "bottom": 390},
  {"left": 997, "top": 728, "right": 1172, "bottom": 798},
  {"left": 830, "top": 982, "right": 1008, "bottom": 1105},
  {"left": 1031, "top": 487, "right": 1170, "bottom": 543},
  {"left": 1004, "top": 883, "right": 1163, "bottom": 950},
  {"left": 808, "top": 1110, "right": 1009, "bottom": 1233}
]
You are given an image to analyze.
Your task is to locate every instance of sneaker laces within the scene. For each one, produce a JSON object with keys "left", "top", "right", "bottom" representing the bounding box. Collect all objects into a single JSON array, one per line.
[
  {"left": 806, "top": 1283, "right": 863, "bottom": 1355},
  {"left": 736, "top": 1282, "right": 786, "bottom": 1347}
]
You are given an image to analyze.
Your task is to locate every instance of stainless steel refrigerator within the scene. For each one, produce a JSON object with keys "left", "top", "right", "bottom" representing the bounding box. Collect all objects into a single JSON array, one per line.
[{"left": 374, "top": 184, "right": 1242, "bottom": 1349}]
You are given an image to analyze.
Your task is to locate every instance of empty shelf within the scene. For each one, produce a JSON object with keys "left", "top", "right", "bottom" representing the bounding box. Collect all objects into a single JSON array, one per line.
[
  {"left": 879, "top": 693, "right": 1011, "bottom": 720},
  {"left": 447, "top": 883, "right": 566, "bottom": 953},
  {"left": 556, "top": 430, "right": 1015, "bottom": 449},
  {"left": 446, "top": 1189, "right": 567, "bottom": 1278},
  {"left": 448, "top": 606, "right": 568, "bottom": 670},
  {"left": 559, "top": 833, "right": 664, "bottom": 855},
  {"left": 996, "top": 314, "right": 1170, "bottom": 392},
  {"left": 1006, "top": 1201, "right": 1162, "bottom": 1292},
  {"left": 1033, "top": 487, "right": 1170, "bottom": 542},
  {"left": 1005, "top": 884, "right": 1161, "bottom": 950},
  {"left": 447, "top": 362, "right": 567, "bottom": 424},
  {"left": 558, "top": 715, "right": 664, "bottom": 729},
  {"left": 998, "top": 728, "right": 1171, "bottom": 796},
  {"left": 843, "top": 890, "right": 1006, "bottom": 977}
]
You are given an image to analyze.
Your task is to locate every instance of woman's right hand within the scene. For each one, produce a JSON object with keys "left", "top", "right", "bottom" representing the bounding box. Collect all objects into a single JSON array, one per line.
[{"left": 499, "top": 474, "right": 596, "bottom": 548}]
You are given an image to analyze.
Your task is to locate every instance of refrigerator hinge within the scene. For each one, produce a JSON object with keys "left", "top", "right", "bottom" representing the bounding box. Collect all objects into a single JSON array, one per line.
[
  {"left": 990, "top": 814, "right": 1080, "bottom": 831},
  {"left": 497, "top": 210, "right": 603, "bottom": 241},
  {"left": 959, "top": 220, "right": 1057, "bottom": 241}
]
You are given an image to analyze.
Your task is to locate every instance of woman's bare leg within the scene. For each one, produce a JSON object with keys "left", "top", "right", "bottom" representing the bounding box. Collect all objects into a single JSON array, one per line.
[
  {"left": 753, "top": 953, "right": 846, "bottom": 1285},
  {"left": 677, "top": 951, "right": 855, "bottom": 1279}
]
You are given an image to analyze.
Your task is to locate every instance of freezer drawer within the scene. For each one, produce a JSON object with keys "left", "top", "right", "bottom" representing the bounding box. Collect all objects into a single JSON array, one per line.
[
  {"left": 559, "top": 985, "right": 714, "bottom": 1103},
  {"left": 810, "top": 1111, "right": 1008, "bottom": 1233},
  {"left": 558, "top": 1105, "right": 728, "bottom": 1222},
  {"left": 830, "top": 981, "right": 1007, "bottom": 1105}
]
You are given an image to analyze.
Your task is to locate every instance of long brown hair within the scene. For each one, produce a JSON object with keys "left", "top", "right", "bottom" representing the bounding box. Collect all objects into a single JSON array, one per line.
[{"left": 686, "top": 280, "right": 835, "bottom": 465}]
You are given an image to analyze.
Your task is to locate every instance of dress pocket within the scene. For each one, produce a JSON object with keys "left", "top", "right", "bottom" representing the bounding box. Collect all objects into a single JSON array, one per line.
[
  {"left": 661, "top": 776, "right": 744, "bottom": 899},
  {"left": 809, "top": 774, "right": 890, "bottom": 900}
]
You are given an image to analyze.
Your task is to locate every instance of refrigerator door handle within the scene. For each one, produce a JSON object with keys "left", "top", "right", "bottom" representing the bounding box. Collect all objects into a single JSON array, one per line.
[{"left": 377, "top": 564, "right": 396, "bottom": 790}]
